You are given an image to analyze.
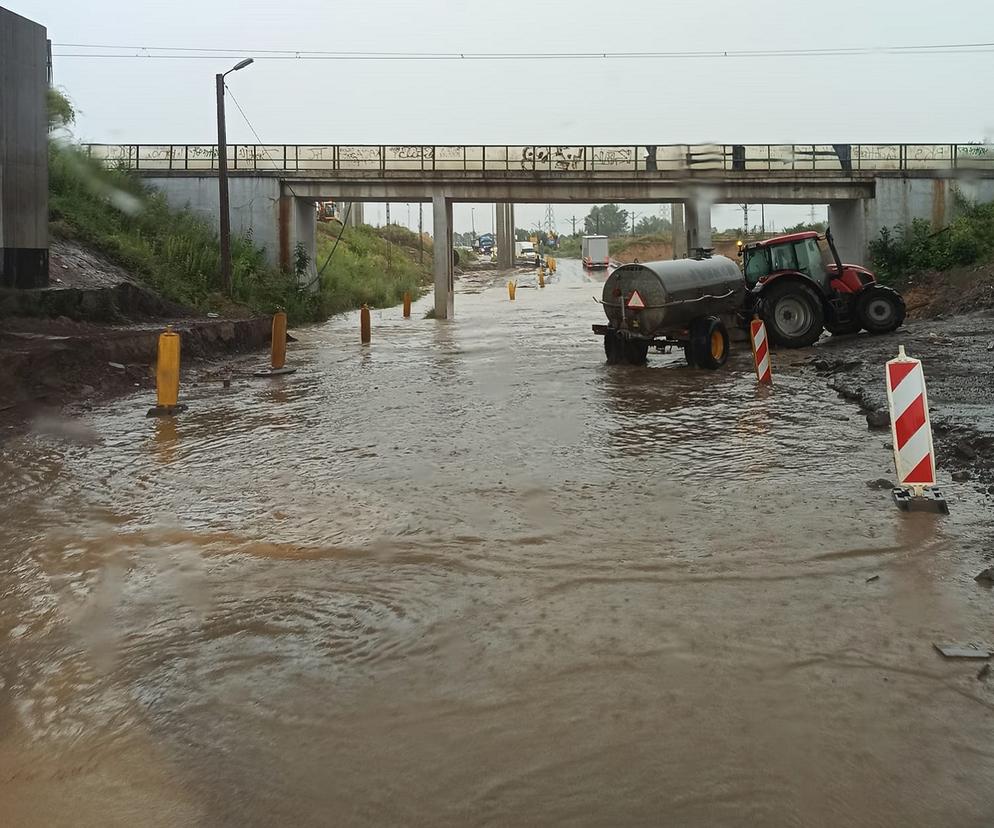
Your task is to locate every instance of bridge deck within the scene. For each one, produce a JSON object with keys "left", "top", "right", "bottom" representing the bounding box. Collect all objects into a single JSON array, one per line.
[{"left": 86, "top": 143, "right": 994, "bottom": 175}]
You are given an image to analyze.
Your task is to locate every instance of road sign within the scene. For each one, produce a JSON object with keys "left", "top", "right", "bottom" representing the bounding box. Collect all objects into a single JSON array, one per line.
[
  {"left": 749, "top": 318, "right": 772, "bottom": 385},
  {"left": 626, "top": 290, "right": 646, "bottom": 310},
  {"left": 885, "top": 346, "right": 936, "bottom": 491}
]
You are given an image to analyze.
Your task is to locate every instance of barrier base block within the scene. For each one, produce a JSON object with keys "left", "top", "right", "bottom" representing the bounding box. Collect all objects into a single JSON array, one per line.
[
  {"left": 253, "top": 367, "right": 297, "bottom": 377},
  {"left": 146, "top": 404, "right": 188, "bottom": 418},
  {"left": 892, "top": 487, "right": 949, "bottom": 514}
]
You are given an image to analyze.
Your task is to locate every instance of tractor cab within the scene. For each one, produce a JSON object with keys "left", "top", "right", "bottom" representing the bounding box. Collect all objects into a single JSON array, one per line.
[
  {"left": 737, "top": 228, "right": 905, "bottom": 348},
  {"left": 741, "top": 231, "right": 840, "bottom": 291}
]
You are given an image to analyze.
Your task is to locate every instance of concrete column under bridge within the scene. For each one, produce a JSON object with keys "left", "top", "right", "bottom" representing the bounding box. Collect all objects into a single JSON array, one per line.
[
  {"left": 684, "top": 201, "right": 712, "bottom": 255},
  {"left": 279, "top": 195, "right": 318, "bottom": 289},
  {"left": 827, "top": 201, "right": 867, "bottom": 265},
  {"left": 496, "top": 203, "right": 515, "bottom": 270},
  {"left": 671, "top": 204, "right": 687, "bottom": 259},
  {"left": 433, "top": 194, "right": 454, "bottom": 319}
]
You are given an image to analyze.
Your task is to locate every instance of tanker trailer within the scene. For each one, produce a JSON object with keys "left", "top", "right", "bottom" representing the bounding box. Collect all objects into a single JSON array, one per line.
[{"left": 591, "top": 255, "right": 745, "bottom": 369}]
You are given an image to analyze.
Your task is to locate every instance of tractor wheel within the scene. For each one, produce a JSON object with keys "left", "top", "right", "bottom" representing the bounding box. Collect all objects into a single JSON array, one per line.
[
  {"left": 857, "top": 285, "right": 906, "bottom": 334},
  {"left": 623, "top": 339, "right": 649, "bottom": 365},
  {"left": 688, "top": 317, "right": 730, "bottom": 370},
  {"left": 761, "top": 281, "right": 825, "bottom": 348}
]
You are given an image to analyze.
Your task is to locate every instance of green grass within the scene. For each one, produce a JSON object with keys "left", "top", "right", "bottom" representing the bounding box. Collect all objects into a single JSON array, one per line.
[
  {"left": 49, "top": 142, "right": 318, "bottom": 322},
  {"left": 313, "top": 222, "right": 432, "bottom": 314},
  {"left": 48, "top": 142, "right": 433, "bottom": 324}
]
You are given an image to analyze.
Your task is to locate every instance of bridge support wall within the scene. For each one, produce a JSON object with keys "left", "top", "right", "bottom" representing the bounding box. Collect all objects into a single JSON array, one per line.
[
  {"left": 496, "top": 203, "right": 514, "bottom": 269},
  {"left": 829, "top": 177, "right": 994, "bottom": 263},
  {"left": 289, "top": 197, "right": 318, "bottom": 289},
  {"left": 146, "top": 177, "right": 283, "bottom": 267},
  {"left": 684, "top": 201, "right": 712, "bottom": 254},
  {"left": 671, "top": 204, "right": 687, "bottom": 258},
  {"left": 433, "top": 194, "right": 454, "bottom": 319}
]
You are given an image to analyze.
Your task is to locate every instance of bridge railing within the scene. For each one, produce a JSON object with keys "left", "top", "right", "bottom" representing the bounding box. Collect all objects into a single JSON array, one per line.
[{"left": 82, "top": 143, "right": 994, "bottom": 173}]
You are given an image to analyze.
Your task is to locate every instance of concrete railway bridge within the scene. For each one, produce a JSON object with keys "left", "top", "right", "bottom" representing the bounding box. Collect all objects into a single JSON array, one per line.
[{"left": 86, "top": 143, "right": 994, "bottom": 319}]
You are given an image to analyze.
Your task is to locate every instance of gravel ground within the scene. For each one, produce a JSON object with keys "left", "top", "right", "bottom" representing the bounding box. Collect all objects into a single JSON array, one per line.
[{"left": 793, "top": 312, "right": 994, "bottom": 494}]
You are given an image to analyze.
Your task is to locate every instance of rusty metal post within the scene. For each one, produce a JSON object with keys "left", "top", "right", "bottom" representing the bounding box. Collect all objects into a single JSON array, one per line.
[
  {"left": 360, "top": 304, "right": 371, "bottom": 343},
  {"left": 403, "top": 292, "right": 412, "bottom": 318}
]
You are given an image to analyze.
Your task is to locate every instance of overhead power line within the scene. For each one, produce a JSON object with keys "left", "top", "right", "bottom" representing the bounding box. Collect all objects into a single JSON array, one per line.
[{"left": 51, "top": 40, "right": 994, "bottom": 61}]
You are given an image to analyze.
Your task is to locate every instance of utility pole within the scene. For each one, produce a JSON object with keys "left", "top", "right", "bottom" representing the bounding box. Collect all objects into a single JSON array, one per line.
[
  {"left": 571, "top": 215, "right": 577, "bottom": 235},
  {"left": 761, "top": 204, "right": 766, "bottom": 235},
  {"left": 216, "top": 57, "right": 254, "bottom": 295},
  {"left": 386, "top": 203, "right": 391, "bottom": 226},
  {"left": 741, "top": 204, "right": 749, "bottom": 238},
  {"left": 418, "top": 202, "right": 423, "bottom": 264},
  {"left": 630, "top": 211, "right": 637, "bottom": 236}
]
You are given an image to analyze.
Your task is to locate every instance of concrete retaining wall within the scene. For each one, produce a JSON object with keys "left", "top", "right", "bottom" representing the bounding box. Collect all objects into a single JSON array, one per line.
[{"left": 145, "top": 177, "right": 282, "bottom": 267}]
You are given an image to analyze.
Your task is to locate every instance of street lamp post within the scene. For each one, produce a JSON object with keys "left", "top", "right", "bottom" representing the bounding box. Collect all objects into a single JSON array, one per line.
[{"left": 216, "top": 57, "right": 254, "bottom": 295}]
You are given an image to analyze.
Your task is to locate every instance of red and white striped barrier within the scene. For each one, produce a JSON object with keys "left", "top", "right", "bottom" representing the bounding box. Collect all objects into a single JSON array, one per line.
[
  {"left": 749, "top": 318, "right": 772, "bottom": 385},
  {"left": 885, "top": 346, "right": 947, "bottom": 512},
  {"left": 885, "top": 345, "right": 935, "bottom": 491}
]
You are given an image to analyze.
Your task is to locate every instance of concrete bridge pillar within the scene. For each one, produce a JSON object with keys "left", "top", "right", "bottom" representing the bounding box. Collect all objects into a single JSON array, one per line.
[
  {"left": 827, "top": 200, "right": 868, "bottom": 264},
  {"left": 671, "top": 203, "right": 687, "bottom": 258},
  {"left": 279, "top": 196, "right": 318, "bottom": 288},
  {"left": 684, "top": 201, "right": 712, "bottom": 255},
  {"left": 496, "top": 203, "right": 515, "bottom": 269},
  {"left": 433, "top": 194, "right": 454, "bottom": 319}
]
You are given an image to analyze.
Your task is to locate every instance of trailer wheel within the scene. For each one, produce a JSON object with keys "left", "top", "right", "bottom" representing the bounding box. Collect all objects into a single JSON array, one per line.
[
  {"left": 857, "top": 285, "right": 906, "bottom": 334},
  {"left": 761, "top": 280, "right": 825, "bottom": 347},
  {"left": 623, "top": 339, "right": 649, "bottom": 365},
  {"left": 604, "top": 331, "right": 623, "bottom": 364},
  {"left": 689, "top": 317, "right": 730, "bottom": 370}
]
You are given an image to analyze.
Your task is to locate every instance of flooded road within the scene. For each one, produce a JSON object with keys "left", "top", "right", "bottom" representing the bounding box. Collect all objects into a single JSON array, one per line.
[{"left": 1, "top": 259, "right": 992, "bottom": 826}]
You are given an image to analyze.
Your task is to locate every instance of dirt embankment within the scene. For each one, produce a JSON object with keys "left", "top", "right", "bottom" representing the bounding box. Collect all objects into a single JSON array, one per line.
[
  {"left": 897, "top": 262, "right": 994, "bottom": 320},
  {"left": 612, "top": 239, "right": 743, "bottom": 263},
  {"left": 0, "top": 240, "right": 271, "bottom": 433}
]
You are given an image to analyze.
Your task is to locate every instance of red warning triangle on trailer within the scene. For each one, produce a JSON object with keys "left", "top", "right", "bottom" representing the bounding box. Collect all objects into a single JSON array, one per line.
[{"left": 626, "top": 290, "right": 646, "bottom": 310}]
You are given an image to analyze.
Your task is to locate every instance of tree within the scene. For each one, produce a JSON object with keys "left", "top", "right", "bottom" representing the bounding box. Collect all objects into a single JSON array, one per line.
[
  {"left": 634, "top": 215, "right": 672, "bottom": 235},
  {"left": 47, "top": 88, "right": 75, "bottom": 132},
  {"left": 584, "top": 204, "right": 629, "bottom": 237},
  {"left": 781, "top": 220, "right": 827, "bottom": 235}
]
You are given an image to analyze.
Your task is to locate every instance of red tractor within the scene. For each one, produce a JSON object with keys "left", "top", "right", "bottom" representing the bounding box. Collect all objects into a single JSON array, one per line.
[{"left": 740, "top": 228, "right": 905, "bottom": 347}]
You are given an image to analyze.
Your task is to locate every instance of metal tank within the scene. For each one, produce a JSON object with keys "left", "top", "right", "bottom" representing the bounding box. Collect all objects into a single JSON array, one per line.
[{"left": 601, "top": 256, "right": 745, "bottom": 337}]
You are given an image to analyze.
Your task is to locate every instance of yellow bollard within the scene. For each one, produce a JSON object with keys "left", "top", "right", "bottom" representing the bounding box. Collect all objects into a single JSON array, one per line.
[
  {"left": 538, "top": 268, "right": 545, "bottom": 288},
  {"left": 403, "top": 292, "right": 412, "bottom": 319},
  {"left": 360, "top": 304, "right": 371, "bottom": 343},
  {"left": 253, "top": 310, "right": 297, "bottom": 377},
  {"left": 271, "top": 311, "right": 287, "bottom": 369},
  {"left": 147, "top": 325, "right": 186, "bottom": 417},
  {"left": 508, "top": 280, "right": 517, "bottom": 301}
]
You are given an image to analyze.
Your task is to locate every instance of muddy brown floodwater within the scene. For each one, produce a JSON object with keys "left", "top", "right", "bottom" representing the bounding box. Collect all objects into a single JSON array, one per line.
[{"left": 1, "top": 260, "right": 992, "bottom": 827}]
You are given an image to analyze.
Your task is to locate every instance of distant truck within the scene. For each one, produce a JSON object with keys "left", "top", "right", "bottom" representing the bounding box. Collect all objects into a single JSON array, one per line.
[
  {"left": 582, "top": 235, "right": 609, "bottom": 269},
  {"left": 477, "top": 232, "right": 495, "bottom": 255},
  {"left": 515, "top": 241, "right": 540, "bottom": 264}
]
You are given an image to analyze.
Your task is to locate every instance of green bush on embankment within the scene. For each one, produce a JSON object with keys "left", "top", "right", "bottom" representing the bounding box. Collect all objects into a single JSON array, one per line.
[
  {"left": 313, "top": 223, "right": 432, "bottom": 314},
  {"left": 49, "top": 142, "right": 318, "bottom": 323},
  {"left": 48, "top": 130, "right": 432, "bottom": 323},
  {"left": 869, "top": 198, "right": 994, "bottom": 282}
]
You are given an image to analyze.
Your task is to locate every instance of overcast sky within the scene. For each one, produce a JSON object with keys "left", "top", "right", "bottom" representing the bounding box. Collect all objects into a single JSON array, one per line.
[{"left": 24, "top": 0, "right": 994, "bottom": 234}]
